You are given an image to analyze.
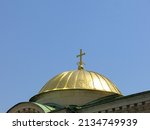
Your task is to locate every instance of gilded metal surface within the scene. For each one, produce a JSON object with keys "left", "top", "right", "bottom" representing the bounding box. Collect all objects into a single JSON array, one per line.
[{"left": 39, "top": 69, "right": 122, "bottom": 95}]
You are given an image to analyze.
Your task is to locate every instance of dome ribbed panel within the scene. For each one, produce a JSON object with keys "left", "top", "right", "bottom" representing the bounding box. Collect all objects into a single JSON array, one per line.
[
  {"left": 90, "top": 72, "right": 104, "bottom": 90},
  {"left": 64, "top": 71, "right": 74, "bottom": 89},
  {"left": 39, "top": 70, "right": 122, "bottom": 95},
  {"left": 39, "top": 72, "right": 64, "bottom": 92},
  {"left": 76, "top": 70, "right": 86, "bottom": 89}
]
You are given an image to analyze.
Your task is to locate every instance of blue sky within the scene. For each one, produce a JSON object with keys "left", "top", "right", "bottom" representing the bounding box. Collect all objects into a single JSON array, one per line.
[{"left": 0, "top": 0, "right": 150, "bottom": 112}]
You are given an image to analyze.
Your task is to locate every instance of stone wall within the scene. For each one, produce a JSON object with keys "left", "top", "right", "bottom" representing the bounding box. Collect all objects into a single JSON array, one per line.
[
  {"left": 78, "top": 91, "right": 150, "bottom": 113},
  {"left": 98, "top": 100, "right": 150, "bottom": 113}
]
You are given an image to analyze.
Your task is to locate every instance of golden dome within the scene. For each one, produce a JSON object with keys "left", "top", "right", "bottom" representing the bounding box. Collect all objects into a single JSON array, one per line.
[{"left": 39, "top": 69, "right": 122, "bottom": 95}]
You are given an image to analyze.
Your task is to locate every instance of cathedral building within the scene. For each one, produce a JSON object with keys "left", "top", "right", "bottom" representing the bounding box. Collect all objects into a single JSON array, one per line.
[{"left": 8, "top": 50, "right": 150, "bottom": 113}]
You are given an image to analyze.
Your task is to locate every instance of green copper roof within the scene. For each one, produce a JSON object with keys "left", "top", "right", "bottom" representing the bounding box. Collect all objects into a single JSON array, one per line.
[{"left": 33, "top": 102, "right": 55, "bottom": 113}]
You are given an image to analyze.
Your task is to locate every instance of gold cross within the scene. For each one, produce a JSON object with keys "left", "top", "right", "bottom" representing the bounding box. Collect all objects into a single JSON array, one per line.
[{"left": 76, "top": 49, "right": 85, "bottom": 70}]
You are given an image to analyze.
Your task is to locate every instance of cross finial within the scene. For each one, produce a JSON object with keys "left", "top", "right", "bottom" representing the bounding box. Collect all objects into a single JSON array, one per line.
[{"left": 76, "top": 49, "right": 85, "bottom": 70}]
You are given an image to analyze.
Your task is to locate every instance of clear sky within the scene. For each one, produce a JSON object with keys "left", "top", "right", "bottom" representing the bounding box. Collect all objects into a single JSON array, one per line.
[{"left": 0, "top": 0, "right": 150, "bottom": 112}]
